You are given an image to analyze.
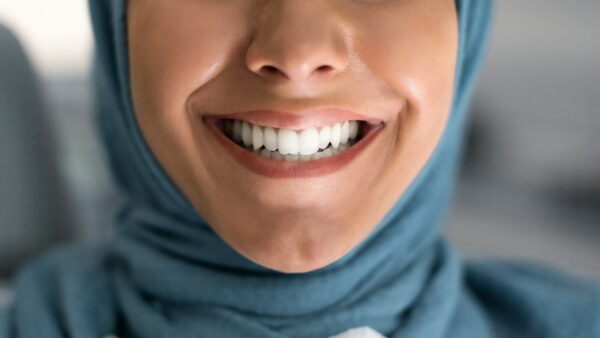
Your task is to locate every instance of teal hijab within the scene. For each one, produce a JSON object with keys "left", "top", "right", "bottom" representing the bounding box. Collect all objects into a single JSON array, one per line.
[{"left": 2, "top": 1, "right": 599, "bottom": 337}]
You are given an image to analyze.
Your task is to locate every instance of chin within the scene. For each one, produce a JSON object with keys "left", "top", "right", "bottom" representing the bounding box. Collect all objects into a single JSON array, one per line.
[
  {"left": 250, "top": 246, "right": 346, "bottom": 274},
  {"left": 244, "top": 174, "right": 340, "bottom": 208},
  {"left": 268, "top": 259, "right": 337, "bottom": 274},
  {"left": 231, "top": 217, "right": 354, "bottom": 274}
]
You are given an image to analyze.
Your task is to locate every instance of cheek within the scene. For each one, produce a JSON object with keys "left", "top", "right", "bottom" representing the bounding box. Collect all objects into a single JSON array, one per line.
[
  {"left": 127, "top": 2, "right": 250, "bottom": 186},
  {"left": 128, "top": 2, "right": 250, "bottom": 133},
  {"left": 351, "top": 2, "right": 458, "bottom": 202},
  {"left": 355, "top": 7, "right": 457, "bottom": 118}
]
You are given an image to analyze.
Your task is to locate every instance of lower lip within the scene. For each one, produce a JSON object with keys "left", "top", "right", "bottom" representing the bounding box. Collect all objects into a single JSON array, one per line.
[{"left": 202, "top": 118, "right": 384, "bottom": 179}]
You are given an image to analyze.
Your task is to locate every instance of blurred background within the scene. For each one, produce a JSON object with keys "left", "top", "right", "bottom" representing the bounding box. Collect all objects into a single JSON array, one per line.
[{"left": 0, "top": 1, "right": 598, "bottom": 305}]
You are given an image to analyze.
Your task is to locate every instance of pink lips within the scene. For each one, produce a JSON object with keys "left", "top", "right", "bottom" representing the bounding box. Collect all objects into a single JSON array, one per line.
[
  {"left": 209, "top": 109, "right": 383, "bottom": 130},
  {"left": 201, "top": 109, "right": 384, "bottom": 179}
]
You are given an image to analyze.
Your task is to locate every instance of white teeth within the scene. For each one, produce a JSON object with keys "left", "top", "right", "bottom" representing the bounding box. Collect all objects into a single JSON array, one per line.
[
  {"left": 225, "top": 119, "right": 363, "bottom": 159},
  {"left": 264, "top": 127, "right": 278, "bottom": 151},
  {"left": 242, "top": 122, "right": 252, "bottom": 146},
  {"left": 278, "top": 128, "right": 299, "bottom": 155},
  {"left": 319, "top": 126, "right": 331, "bottom": 149},
  {"left": 252, "top": 124, "right": 264, "bottom": 150},
  {"left": 298, "top": 128, "right": 320, "bottom": 155},
  {"left": 330, "top": 123, "right": 341, "bottom": 148},
  {"left": 340, "top": 121, "right": 350, "bottom": 145}
]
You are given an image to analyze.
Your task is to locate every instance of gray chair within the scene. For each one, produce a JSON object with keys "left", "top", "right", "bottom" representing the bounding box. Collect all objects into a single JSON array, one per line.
[{"left": 0, "top": 24, "right": 73, "bottom": 278}]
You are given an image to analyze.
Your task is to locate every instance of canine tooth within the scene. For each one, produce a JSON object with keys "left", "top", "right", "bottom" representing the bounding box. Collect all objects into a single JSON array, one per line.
[
  {"left": 349, "top": 121, "right": 359, "bottom": 139},
  {"left": 319, "top": 126, "right": 331, "bottom": 149},
  {"left": 242, "top": 122, "right": 252, "bottom": 146},
  {"left": 340, "top": 121, "right": 350, "bottom": 144},
  {"left": 252, "top": 124, "right": 264, "bottom": 150},
  {"left": 264, "top": 127, "right": 277, "bottom": 151},
  {"left": 330, "top": 123, "right": 341, "bottom": 148},
  {"left": 233, "top": 120, "right": 243, "bottom": 142},
  {"left": 278, "top": 129, "right": 299, "bottom": 155},
  {"left": 298, "top": 128, "right": 319, "bottom": 155}
]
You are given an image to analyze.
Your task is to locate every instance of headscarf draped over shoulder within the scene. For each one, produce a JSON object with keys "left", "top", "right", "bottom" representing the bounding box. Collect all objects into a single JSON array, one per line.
[{"left": 1, "top": 1, "right": 599, "bottom": 338}]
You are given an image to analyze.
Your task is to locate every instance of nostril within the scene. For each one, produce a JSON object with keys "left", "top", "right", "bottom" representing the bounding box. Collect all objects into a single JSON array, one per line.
[
  {"left": 316, "top": 65, "right": 334, "bottom": 73},
  {"left": 262, "top": 65, "right": 279, "bottom": 74},
  {"left": 257, "top": 64, "right": 337, "bottom": 81},
  {"left": 260, "top": 65, "right": 284, "bottom": 78}
]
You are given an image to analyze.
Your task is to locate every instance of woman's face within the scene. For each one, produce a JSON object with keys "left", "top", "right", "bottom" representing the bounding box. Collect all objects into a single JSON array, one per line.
[{"left": 127, "top": 0, "right": 458, "bottom": 273}]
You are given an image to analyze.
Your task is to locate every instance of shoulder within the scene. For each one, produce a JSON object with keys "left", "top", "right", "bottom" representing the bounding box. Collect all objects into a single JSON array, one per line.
[
  {"left": 0, "top": 244, "right": 116, "bottom": 338},
  {"left": 464, "top": 259, "right": 600, "bottom": 338},
  {"left": 12, "top": 243, "right": 115, "bottom": 301},
  {"left": 9, "top": 244, "right": 112, "bottom": 296}
]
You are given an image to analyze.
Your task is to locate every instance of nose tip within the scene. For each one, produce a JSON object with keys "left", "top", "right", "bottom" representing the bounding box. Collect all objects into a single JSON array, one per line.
[
  {"left": 250, "top": 63, "right": 340, "bottom": 81},
  {"left": 248, "top": 53, "right": 345, "bottom": 82},
  {"left": 245, "top": 3, "right": 350, "bottom": 84}
]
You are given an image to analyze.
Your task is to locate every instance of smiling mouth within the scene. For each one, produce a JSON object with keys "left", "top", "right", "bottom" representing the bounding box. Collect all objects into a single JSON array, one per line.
[
  {"left": 202, "top": 115, "right": 384, "bottom": 178},
  {"left": 218, "top": 119, "right": 367, "bottom": 162}
]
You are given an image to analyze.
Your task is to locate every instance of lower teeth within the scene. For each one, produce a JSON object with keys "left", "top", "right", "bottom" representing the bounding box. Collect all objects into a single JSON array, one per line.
[{"left": 246, "top": 142, "right": 354, "bottom": 162}]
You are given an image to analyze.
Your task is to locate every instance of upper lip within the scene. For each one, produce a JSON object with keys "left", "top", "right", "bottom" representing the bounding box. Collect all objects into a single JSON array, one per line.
[{"left": 206, "top": 108, "right": 383, "bottom": 130}]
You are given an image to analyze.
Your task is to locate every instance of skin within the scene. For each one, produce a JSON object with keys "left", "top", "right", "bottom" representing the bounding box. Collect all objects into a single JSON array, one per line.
[{"left": 127, "top": 0, "right": 458, "bottom": 273}]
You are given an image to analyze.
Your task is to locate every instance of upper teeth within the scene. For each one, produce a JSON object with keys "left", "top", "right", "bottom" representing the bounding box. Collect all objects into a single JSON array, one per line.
[{"left": 225, "top": 120, "right": 360, "bottom": 156}]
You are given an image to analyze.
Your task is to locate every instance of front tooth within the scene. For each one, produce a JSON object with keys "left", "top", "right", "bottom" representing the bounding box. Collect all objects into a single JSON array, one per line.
[
  {"left": 252, "top": 124, "right": 264, "bottom": 150},
  {"left": 298, "top": 128, "right": 319, "bottom": 155},
  {"left": 340, "top": 121, "right": 350, "bottom": 144},
  {"left": 242, "top": 122, "right": 252, "bottom": 146},
  {"left": 233, "top": 120, "right": 243, "bottom": 142},
  {"left": 319, "top": 126, "right": 331, "bottom": 149},
  {"left": 330, "top": 123, "right": 341, "bottom": 148},
  {"left": 278, "top": 129, "right": 299, "bottom": 155},
  {"left": 264, "top": 127, "right": 277, "bottom": 151},
  {"left": 349, "top": 121, "right": 359, "bottom": 139}
]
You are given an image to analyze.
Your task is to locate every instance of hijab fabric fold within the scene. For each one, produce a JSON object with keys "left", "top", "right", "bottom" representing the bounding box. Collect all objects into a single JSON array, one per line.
[
  {"left": 85, "top": 1, "right": 492, "bottom": 336},
  {"left": 3, "top": 0, "right": 598, "bottom": 337}
]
